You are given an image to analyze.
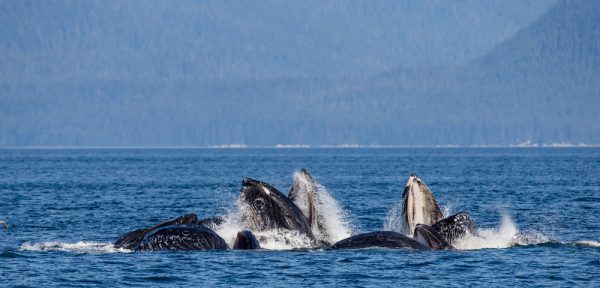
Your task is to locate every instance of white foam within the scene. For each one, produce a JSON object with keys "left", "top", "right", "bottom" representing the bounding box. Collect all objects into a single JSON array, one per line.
[
  {"left": 208, "top": 144, "right": 248, "bottom": 148},
  {"left": 274, "top": 144, "right": 311, "bottom": 148},
  {"left": 20, "top": 241, "right": 131, "bottom": 253},
  {"left": 453, "top": 214, "right": 518, "bottom": 250},
  {"left": 573, "top": 240, "right": 600, "bottom": 247}
]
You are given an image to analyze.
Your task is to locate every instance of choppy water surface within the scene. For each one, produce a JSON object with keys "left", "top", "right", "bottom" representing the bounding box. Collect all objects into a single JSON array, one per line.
[{"left": 1, "top": 148, "right": 599, "bottom": 286}]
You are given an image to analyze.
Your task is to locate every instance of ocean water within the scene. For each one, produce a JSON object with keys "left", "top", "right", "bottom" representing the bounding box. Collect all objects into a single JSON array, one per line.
[{"left": 1, "top": 148, "right": 599, "bottom": 286}]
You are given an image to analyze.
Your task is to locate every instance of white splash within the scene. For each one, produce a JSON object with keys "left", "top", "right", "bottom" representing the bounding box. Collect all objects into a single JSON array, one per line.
[
  {"left": 573, "top": 240, "right": 600, "bottom": 247},
  {"left": 20, "top": 241, "right": 131, "bottom": 253},
  {"left": 311, "top": 180, "right": 353, "bottom": 243},
  {"left": 453, "top": 214, "right": 518, "bottom": 250},
  {"left": 383, "top": 201, "right": 404, "bottom": 232},
  {"left": 453, "top": 214, "right": 550, "bottom": 250},
  {"left": 290, "top": 170, "right": 353, "bottom": 244}
]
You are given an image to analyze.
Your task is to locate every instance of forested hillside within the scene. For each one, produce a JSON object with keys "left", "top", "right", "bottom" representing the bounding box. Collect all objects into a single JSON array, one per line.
[{"left": 2, "top": 0, "right": 597, "bottom": 146}]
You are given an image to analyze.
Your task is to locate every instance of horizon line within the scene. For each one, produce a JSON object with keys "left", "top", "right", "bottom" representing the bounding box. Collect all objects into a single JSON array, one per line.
[{"left": 2, "top": 143, "right": 599, "bottom": 149}]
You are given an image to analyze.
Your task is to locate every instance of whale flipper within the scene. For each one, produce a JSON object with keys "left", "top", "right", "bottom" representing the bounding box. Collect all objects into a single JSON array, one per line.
[
  {"left": 401, "top": 175, "right": 444, "bottom": 235},
  {"left": 331, "top": 231, "right": 428, "bottom": 250},
  {"left": 134, "top": 225, "right": 228, "bottom": 251},
  {"left": 432, "top": 212, "right": 477, "bottom": 244},
  {"left": 233, "top": 230, "right": 261, "bottom": 250}
]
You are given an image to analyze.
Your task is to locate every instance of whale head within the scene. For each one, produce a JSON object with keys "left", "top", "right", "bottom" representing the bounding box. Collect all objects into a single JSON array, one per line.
[
  {"left": 240, "top": 178, "right": 314, "bottom": 240},
  {"left": 431, "top": 212, "right": 477, "bottom": 244},
  {"left": 233, "top": 230, "right": 261, "bottom": 250},
  {"left": 401, "top": 174, "right": 444, "bottom": 235}
]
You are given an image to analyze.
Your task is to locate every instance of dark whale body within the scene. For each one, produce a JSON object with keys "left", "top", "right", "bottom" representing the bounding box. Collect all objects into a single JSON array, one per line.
[
  {"left": 331, "top": 231, "right": 428, "bottom": 250},
  {"left": 233, "top": 230, "right": 261, "bottom": 250},
  {"left": 135, "top": 225, "right": 228, "bottom": 251},
  {"left": 114, "top": 214, "right": 227, "bottom": 251},
  {"left": 432, "top": 212, "right": 477, "bottom": 244}
]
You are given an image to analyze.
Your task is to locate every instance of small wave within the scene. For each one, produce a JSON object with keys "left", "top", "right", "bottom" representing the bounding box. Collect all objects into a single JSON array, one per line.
[
  {"left": 20, "top": 241, "right": 131, "bottom": 254},
  {"left": 572, "top": 240, "right": 600, "bottom": 247}
]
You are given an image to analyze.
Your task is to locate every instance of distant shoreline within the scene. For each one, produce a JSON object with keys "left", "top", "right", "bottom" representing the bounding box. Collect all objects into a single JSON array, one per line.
[{"left": 2, "top": 144, "right": 599, "bottom": 150}]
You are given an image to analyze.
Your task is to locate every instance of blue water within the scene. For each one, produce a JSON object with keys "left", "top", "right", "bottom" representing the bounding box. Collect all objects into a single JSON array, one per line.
[{"left": 1, "top": 148, "right": 599, "bottom": 286}]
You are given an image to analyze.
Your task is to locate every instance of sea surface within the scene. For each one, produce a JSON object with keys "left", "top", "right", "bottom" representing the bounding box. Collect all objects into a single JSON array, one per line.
[{"left": 1, "top": 148, "right": 599, "bottom": 287}]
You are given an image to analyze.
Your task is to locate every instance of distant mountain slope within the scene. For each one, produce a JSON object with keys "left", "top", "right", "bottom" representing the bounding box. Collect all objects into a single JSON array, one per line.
[
  {"left": 463, "top": 0, "right": 600, "bottom": 144},
  {"left": 298, "top": 0, "right": 600, "bottom": 146},
  {"left": 476, "top": 0, "right": 600, "bottom": 80},
  {"left": 0, "top": 0, "right": 554, "bottom": 81},
  {"left": 3, "top": 0, "right": 599, "bottom": 146}
]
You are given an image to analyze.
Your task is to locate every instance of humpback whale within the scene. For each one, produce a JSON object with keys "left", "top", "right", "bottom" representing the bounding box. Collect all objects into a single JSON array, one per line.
[
  {"left": 331, "top": 231, "right": 427, "bottom": 250},
  {"left": 134, "top": 225, "right": 228, "bottom": 251},
  {"left": 114, "top": 214, "right": 228, "bottom": 251},
  {"left": 110, "top": 171, "right": 478, "bottom": 252},
  {"left": 399, "top": 175, "right": 478, "bottom": 246},
  {"left": 331, "top": 174, "right": 477, "bottom": 250},
  {"left": 233, "top": 230, "right": 261, "bottom": 250},
  {"left": 115, "top": 214, "right": 202, "bottom": 249},
  {"left": 240, "top": 177, "right": 315, "bottom": 241},
  {"left": 0, "top": 220, "right": 7, "bottom": 229},
  {"left": 432, "top": 212, "right": 477, "bottom": 244},
  {"left": 401, "top": 174, "right": 444, "bottom": 235},
  {"left": 330, "top": 225, "right": 451, "bottom": 251}
]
